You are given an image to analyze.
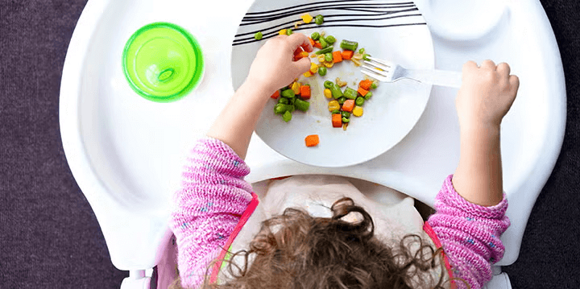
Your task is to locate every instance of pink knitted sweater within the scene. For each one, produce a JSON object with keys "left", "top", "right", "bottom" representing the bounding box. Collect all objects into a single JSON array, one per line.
[{"left": 171, "top": 138, "right": 510, "bottom": 289}]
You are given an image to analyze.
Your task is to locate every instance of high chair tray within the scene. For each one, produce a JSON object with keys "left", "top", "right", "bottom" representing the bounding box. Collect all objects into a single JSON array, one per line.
[{"left": 60, "top": 0, "right": 565, "bottom": 270}]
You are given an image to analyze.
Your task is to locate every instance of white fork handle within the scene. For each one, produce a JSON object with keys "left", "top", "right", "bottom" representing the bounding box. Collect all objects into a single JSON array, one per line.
[{"left": 404, "top": 69, "right": 462, "bottom": 88}]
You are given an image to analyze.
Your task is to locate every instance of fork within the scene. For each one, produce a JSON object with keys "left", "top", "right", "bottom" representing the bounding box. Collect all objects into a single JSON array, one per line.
[{"left": 361, "top": 57, "right": 463, "bottom": 88}]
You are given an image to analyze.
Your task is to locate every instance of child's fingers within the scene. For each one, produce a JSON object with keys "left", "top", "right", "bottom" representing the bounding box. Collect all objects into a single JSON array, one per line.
[
  {"left": 509, "top": 75, "right": 520, "bottom": 94},
  {"left": 496, "top": 62, "right": 511, "bottom": 77},
  {"left": 462, "top": 61, "right": 478, "bottom": 74},
  {"left": 480, "top": 59, "right": 496, "bottom": 70},
  {"left": 287, "top": 33, "right": 313, "bottom": 53},
  {"left": 293, "top": 57, "right": 312, "bottom": 74}
]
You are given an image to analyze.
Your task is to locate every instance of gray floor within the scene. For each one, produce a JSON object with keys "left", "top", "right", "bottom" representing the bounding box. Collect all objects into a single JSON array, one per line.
[{"left": 1, "top": 0, "right": 579, "bottom": 288}]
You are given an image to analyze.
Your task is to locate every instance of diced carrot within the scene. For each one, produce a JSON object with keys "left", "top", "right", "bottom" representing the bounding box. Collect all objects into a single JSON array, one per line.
[
  {"left": 309, "top": 37, "right": 315, "bottom": 46},
  {"left": 332, "top": 51, "right": 343, "bottom": 63},
  {"left": 357, "top": 87, "right": 369, "bottom": 97},
  {"left": 314, "top": 41, "right": 322, "bottom": 49},
  {"left": 341, "top": 50, "right": 354, "bottom": 60},
  {"left": 332, "top": 114, "right": 342, "bottom": 127},
  {"left": 342, "top": 99, "right": 355, "bottom": 112},
  {"left": 305, "top": 134, "right": 320, "bottom": 147},
  {"left": 359, "top": 79, "right": 372, "bottom": 90},
  {"left": 271, "top": 90, "right": 280, "bottom": 99},
  {"left": 300, "top": 85, "right": 311, "bottom": 99}
]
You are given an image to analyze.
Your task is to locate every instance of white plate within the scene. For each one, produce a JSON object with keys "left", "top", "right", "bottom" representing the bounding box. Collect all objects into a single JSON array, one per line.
[{"left": 231, "top": 0, "right": 434, "bottom": 167}]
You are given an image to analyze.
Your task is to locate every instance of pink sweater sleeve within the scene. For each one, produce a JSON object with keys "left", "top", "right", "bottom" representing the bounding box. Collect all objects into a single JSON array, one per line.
[
  {"left": 426, "top": 175, "right": 511, "bottom": 289},
  {"left": 170, "top": 138, "right": 253, "bottom": 288}
]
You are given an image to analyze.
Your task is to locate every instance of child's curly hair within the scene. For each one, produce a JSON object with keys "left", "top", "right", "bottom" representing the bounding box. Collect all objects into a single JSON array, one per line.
[{"left": 172, "top": 197, "right": 459, "bottom": 289}]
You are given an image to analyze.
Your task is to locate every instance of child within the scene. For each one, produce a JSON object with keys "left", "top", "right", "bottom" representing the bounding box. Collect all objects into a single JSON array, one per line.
[{"left": 170, "top": 33, "right": 519, "bottom": 289}]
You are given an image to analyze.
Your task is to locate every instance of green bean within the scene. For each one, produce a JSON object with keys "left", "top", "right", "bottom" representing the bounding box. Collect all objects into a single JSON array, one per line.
[
  {"left": 254, "top": 32, "right": 263, "bottom": 40},
  {"left": 281, "top": 89, "right": 295, "bottom": 98},
  {"left": 337, "top": 96, "right": 346, "bottom": 104},
  {"left": 356, "top": 97, "right": 365, "bottom": 106},
  {"left": 343, "top": 87, "right": 358, "bottom": 99},
  {"left": 324, "top": 80, "right": 334, "bottom": 89},
  {"left": 342, "top": 117, "right": 350, "bottom": 123},
  {"left": 340, "top": 40, "right": 358, "bottom": 52},
  {"left": 294, "top": 98, "right": 310, "bottom": 112},
  {"left": 315, "top": 14, "right": 324, "bottom": 25},
  {"left": 370, "top": 82, "right": 378, "bottom": 89},
  {"left": 331, "top": 109, "right": 340, "bottom": 114},
  {"left": 325, "top": 35, "right": 336, "bottom": 44},
  {"left": 319, "top": 37, "right": 328, "bottom": 49},
  {"left": 278, "top": 97, "right": 289, "bottom": 104},
  {"left": 364, "top": 91, "right": 373, "bottom": 101},
  {"left": 311, "top": 32, "right": 320, "bottom": 41},
  {"left": 341, "top": 111, "right": 351, "bottom": 118},
  {"left": 315, "top": 45, "right": 334, "bottom": 55},
  {"left": 318, "top": 66, "right": 328, "bottom": 76},
  {"left": 331, "top": 84, "right": 343, "bottom": 99},
  {"left": 324, "top": 52, "right": 333, "bottom": 62},
  {"left": 282, "top": 111, "right": 292, "bottom": 122},
  {"left": 286, "top": 29, "right": 293, "bottom": 35}
]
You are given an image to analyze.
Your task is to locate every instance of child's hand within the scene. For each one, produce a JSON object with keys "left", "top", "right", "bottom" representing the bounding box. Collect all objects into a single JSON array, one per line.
[
  {"left": 245, "top": 33, "right": 313, "bottom": 94},
  {"left": 456, "top": 60, "right": 520, "bottom": 130}
]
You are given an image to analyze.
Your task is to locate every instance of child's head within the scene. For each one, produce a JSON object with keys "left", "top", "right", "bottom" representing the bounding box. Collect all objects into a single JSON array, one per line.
[{"left": 172, "top": 197, "right": 451, "bottom": 289}]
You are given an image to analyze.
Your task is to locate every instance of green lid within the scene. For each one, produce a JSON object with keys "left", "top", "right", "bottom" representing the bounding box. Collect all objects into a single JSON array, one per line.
[{"left": 122, "top": 22, "right": 204, "bottom": 102}]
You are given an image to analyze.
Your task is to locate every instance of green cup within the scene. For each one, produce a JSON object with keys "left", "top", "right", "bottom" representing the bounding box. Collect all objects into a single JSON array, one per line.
[{"left": 123, "top": 22, "right": 204, "bottom": 102}]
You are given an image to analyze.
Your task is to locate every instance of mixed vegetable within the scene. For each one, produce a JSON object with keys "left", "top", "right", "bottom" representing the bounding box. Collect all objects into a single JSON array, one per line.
[{"left": 254, "top": 13, "right": 381, "bottom": 145}]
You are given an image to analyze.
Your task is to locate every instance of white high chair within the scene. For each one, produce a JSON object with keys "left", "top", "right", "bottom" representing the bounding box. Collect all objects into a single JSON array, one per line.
[{"left": 59, "top": 0, "right": 565, "bottom": 288}]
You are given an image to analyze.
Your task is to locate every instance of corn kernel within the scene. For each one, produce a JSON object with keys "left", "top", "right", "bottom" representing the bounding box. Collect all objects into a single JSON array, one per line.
[
  {"left": 351, "top": 58, "right": 361, "bottom": 67},
  {"left": 302, "top": 13, "right": 314, "bottom": 24},
  {"left": 300, "top": 51, "right": 309, "bottom": 58},
  {"left": 303, "top": 71, "right": 313, "bottom": 77},
  {"left": 291, "top": 82, "right": 301, "bottom": 94},
  {"left": 318, "top": 55, "right": 326, "bottom": 63},
  {"left": 294, "top": 21, "right": 303, "bottom": 29},
  {"left": 323, "top": 61, "right": 334, "bottom": 68},
  {"left": 310, "top": 63, "right": 319, "bottom": 74},
  {"left": 335, "top": 77, "right": 347, "bottom": 87},
  {"left": 324, "top": 89, "right": 332, "bottom": 98},
  {"left": 352, "top": 106, "right": 364, "bottom": 117},
  {"left": 328, "top": 100, "right": 340, "bottom": 111},
  {"left": 279, "top": 29, "right": 287, "bottom": 35}
]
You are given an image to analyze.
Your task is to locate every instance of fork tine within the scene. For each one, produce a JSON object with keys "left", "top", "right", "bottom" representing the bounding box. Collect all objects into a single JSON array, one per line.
[
  {"left": 361, "top": 66, "right": 387, "bottom": 81},
  {"left": 367, "top": 57, "right": 392, "bottom": 68},
  {"left": 364, "top": 59, "right": 390, "bottom": 72}
]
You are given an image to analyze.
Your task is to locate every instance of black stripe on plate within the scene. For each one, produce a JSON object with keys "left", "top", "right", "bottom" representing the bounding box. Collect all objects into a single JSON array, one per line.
[
  {"left": 242, "top": 3, "right": 416, "bottom": 22},
  {"left": 232, "top": 22, "right": 426, "bottom": 46},
  {"left": 234, "top": 8, "right": 421, "bottom": 38},
  {"left": 241, "top": 6, "right": 417, "bottom": 25},
  {"left": 234, "top": 12, "right": 423, "bottom": 42},
  {"left": 243, "top": 0, "right": 414, "bottom": 17}
]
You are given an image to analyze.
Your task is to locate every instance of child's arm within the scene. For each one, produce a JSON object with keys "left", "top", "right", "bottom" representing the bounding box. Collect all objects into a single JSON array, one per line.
[
  {"left": 453, "top": 60, "right": 519, "bottom": 206},
  {"left": 426, "top": 60, "right": 519, "bottom": 288},
  {"left": 171, "top": 34, "right": 312, "bottom": 288},
  {"left": 207, "top": 33, "right": 313, "bottom": 160}
]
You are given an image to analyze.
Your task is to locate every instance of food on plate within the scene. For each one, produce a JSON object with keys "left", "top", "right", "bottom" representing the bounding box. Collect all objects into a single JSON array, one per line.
[
  {"left": 315, "top": 14, "right": 324, "bottom": 25},
  {"left": 305, "top": 134, "right": 320, "bottom": 147},
  {"left": 254, "top": 32, "right": 263, "bottom": 40}
]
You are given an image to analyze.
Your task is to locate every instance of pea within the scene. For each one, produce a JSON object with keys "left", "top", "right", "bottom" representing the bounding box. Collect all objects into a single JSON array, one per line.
[
  {"left": 364, "top": 91, "right": 373, "bottom": 101},
  {"left": 371, "top": 82, "right": 378, "bottom": 89},
  {"left": 281, "top": 89, "right": 295, "bottom": 98},
  {"left": 278, "top": 98, "right": 289, "bottom": 104},
  {"left": 337, "top": 96, "right": 346, "bottom": 104},
  {"left": 324, "top": 52, "right": 333, "bottom": 62},
  {"left": 325, "top": 35, "right": 336, "bottom": 44},
  {"left": 254, "top": 32, "right": 263, "bottom": 40},
  {"left": 286, "top": 29, "right": 293, "bottom": 35},
  {"left": 356, "top": 97, "right": 365, "bottom": 106},
  {"left": 324, "top": 80, "right": 334, "bottom": 89},
  {"left": 342, "top": 117, "right": 350, "bottom": 123},
  {"left": 286, "top": 104, "right": 295, "bottom": 113},
  {"left": 358, "top": 48, "right": 365, "bottom": 54},
  {"left": 363, "top": 53, "right": 371, "bottom": 61},
  {"left": 331, "top": 109, "right": 340, "bottom": 114},
  {"left": 318, "top": 66, "right": 328, "bottom": 76},
  {"left": 311, "top": 32, "right": 320, "bottom": 41},
  {"left": 289, "top": 98, "right": 296, "bottom": 105},
  {"left": 341, "top": 111, "right": 351, "bottom": 118},
  {"left": 315, "top": 14, "right": 324, "bottom": 25},
  {"left": 274, "top": 104, "right": 286, "bottom": 114}
]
